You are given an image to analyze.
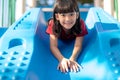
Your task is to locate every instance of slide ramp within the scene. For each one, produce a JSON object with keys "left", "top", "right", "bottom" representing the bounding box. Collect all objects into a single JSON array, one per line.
[{"left": 0, "top": 7, "right": 120, "bottom": 80}]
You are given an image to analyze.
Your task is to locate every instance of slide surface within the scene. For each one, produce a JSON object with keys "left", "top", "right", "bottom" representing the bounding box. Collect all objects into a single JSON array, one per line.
[{"left": 0, "top": 7, "right": 120, "bottom": 80}]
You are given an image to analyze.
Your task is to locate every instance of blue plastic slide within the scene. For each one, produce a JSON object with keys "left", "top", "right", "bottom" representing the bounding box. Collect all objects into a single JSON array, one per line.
[{"left": 0, "top": 7, "right": 120, "bottom": 80}]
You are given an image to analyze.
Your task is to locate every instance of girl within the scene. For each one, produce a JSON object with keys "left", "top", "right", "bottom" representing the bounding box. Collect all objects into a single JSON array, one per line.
[{"left": 46, "top": 0, "right": 88, "bottom": 73}]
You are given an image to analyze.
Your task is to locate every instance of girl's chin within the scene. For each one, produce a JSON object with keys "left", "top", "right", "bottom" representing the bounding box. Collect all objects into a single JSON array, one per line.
[
  {"left": 64, "top": 26, "right": 72, "bottom": 29},
  {"left": 63, "top": 27, "right": 72, "bottom": 30}
]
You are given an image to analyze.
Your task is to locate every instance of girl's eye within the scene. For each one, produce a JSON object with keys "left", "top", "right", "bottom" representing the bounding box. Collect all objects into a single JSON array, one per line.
[
  {"left": 70, "top": 13, "right": 74, "bottom": 16},
  {"left": 69, "top": 13, "right": 75, "bottom": 16},
  {"left": 59, "top": 12, "right": 75, "bottom": 17},
  {"left": 61, "top": 14, "right": 65, "bottom": 16}
]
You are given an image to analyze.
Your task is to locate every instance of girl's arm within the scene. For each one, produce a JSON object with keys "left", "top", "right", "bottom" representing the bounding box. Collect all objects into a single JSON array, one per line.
[
  {"left": 69, "top": 36, "right": 83, "bottom": 72},
  {"left": 70, "top": 36, "right": 83, "bottom": 61},
  {"left": 50, "top": 34, "right": 70, "bottom": 73},
  {"left": 50, "top": 34, "right": 64, "bottom": 62}
]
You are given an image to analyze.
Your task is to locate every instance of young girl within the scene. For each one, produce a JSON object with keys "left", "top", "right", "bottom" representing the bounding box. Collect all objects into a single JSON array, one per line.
[{"left": 46, "top": 0, "right": 88, "bottom": 73}]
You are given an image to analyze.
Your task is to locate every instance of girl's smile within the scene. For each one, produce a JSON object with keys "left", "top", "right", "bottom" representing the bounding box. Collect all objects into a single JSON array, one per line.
[{"left": 62, "top": 21, "right": 74, "bottom": 29}]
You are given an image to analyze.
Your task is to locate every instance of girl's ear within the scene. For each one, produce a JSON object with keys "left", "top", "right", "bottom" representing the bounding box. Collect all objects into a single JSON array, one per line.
[{"left": 55, "top": 13, "right": 59, "bottom": 20}]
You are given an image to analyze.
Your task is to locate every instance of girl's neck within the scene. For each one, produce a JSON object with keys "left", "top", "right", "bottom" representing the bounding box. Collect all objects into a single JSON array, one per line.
[{"left": 62, "top": 27, "right": 71, "bottom": 34}]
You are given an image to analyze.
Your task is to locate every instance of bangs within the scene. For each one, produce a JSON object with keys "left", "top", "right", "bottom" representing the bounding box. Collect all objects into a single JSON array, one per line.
[
  {"left": 55, "top": 5, "right": 75, "bottom": 13},
  {"left": 54, "top": 0, "right": 78, "bottom": 13}
]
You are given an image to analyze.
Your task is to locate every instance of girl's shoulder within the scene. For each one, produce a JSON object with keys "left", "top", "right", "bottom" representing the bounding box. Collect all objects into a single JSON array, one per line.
[
  {"left": 46, "top": 18, "right": 54, "bottom": 34},
  {"left": 77, "top": 19, "right": 88, "bottom": 36},
  {"left": 80, "top": 19, "right": 86, "bottom": 28},
  {"left": 80, "top": 19, "right": 85, "bottom": 24},
  {"left": 47, "top": 18, "right": 54, "bottom": 26}
]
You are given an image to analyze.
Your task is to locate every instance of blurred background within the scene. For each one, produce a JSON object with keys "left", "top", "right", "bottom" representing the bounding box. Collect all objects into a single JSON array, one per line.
[{"left": 0, "top": 0, "right": 120, "bottom": 27}]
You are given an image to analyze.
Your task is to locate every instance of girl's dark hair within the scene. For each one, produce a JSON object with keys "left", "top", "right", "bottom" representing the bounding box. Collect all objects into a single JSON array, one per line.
[{"left": 50, "top": 0, "right": 81, "bottom": 37}]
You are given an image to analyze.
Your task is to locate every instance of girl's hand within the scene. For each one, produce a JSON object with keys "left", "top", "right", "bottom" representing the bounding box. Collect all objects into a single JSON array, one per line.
[
  {"left": 57, "top": 58, "right": 70, "bottom": 73},
  {"left": 69, "top": 60, "right": 83, "bottom": 72}
]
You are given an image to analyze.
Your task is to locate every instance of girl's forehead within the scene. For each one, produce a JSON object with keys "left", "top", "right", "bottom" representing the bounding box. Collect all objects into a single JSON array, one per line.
[
  {"left": 57, "top": 9, "right": 75, "bottom": 13},
  {"left": 58, "top": 12, "right": 76, "bottom": 14},
  {"left": 56, "top": 9, "right": 76, "bottom": 13}
]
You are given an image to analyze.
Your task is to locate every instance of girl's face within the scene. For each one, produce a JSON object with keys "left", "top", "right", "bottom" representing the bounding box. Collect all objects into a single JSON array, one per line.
[{"left": 55, "top": 12, "right": 78, "bottom": 31}]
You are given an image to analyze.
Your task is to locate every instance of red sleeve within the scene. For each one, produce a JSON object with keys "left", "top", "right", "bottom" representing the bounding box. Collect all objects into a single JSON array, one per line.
[
  {"left": 46, "top": 20, "right": 54, "bottom": 34},
  {"left": 77, "top": 19, "right": 88, "bottom": 37}
]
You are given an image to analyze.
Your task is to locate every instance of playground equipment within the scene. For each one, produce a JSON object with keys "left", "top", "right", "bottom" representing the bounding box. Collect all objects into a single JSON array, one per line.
[{"left": 0, "top": 7, "right": 120, "bottom": 80}]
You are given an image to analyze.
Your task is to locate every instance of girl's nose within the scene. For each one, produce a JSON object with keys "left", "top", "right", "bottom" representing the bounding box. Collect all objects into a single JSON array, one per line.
[{"left": 65, "top": 16, "right": 70, "bottom": 21}]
